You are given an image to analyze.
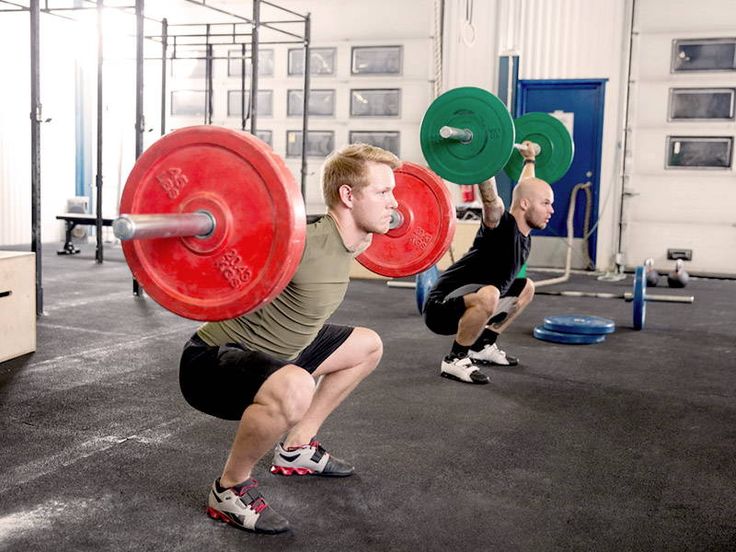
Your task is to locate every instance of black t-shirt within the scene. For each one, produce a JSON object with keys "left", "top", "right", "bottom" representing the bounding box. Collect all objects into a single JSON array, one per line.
[{"left": 430, "top": 211, "right": 531, "bottom": 299}]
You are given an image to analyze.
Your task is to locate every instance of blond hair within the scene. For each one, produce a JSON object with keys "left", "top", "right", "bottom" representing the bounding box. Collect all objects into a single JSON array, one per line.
[{"left": 321, "top": 143, "right": 400, "bottom": 208}]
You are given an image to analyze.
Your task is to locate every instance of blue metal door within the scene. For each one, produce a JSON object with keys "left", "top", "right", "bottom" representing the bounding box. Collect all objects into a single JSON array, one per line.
[{"left": 515, "top": 79, "right": 606, "bottom": 264}]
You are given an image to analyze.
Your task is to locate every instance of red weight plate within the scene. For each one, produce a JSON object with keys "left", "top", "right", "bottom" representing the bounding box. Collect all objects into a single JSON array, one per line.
[
  {"left": 357, "top": 162, "right": 455, "bottom": 278},
  {"left": 120, "top": 126, "right": 306, "bottom": 321}
]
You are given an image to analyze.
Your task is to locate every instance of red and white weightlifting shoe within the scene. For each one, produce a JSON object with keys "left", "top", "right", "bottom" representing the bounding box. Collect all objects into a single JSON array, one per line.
[
  {"left": 207, "top": 477, "right": 290, "bottom": 534},
  {"left": 270, "top": 438, "right": 354, "bottom": 477}
]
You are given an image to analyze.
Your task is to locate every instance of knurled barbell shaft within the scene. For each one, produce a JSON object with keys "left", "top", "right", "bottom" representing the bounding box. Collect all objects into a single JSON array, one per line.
[
  {"left": 537, "top": 290, "right": 694, "bottom": 304},
  {"left": 626, "top": 292, "right": 694, "bottom": 304},
  {"left": 113, "top": 212, "right": 215, "bottom": 241}
]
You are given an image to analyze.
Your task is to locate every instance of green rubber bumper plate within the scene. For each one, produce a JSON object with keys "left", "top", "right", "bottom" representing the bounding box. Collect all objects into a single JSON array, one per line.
[
  {"left": 420, "top": 87, "right": 515, "bottom": 184},
  {"left": 504, "top": 112, "right": 574, "bottom": 183}
]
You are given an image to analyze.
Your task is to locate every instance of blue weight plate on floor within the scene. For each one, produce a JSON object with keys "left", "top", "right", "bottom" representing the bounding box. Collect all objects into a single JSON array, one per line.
[
  {"left": 542, "top": 314, "right": 616, "bottom": 335},
  {"left": 415, "top": 265, "right": 440, "bottom": 314},
  {"left": 533, "top": 325, "right": 607, "bottom": 344},
  {"left": 633, "top": 265, "right": 646, "bottom": 331}
]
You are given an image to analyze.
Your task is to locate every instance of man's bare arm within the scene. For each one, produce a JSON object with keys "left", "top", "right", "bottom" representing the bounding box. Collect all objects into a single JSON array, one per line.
[{"left": 478, "top": 177, "right": 505, "bottom": 228}]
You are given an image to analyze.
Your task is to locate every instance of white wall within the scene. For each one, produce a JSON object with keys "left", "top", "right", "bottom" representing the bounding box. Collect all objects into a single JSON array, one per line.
[
  {"left": 621, "top": 0, "right": 736, "bottom": 276},
  {"left": 0, "top": 13, "right": 78, "bottom": 247}
]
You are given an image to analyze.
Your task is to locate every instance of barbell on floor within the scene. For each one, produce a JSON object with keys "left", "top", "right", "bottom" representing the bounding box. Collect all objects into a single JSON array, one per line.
[
  {"left": 420, "top": 87, "right": 575, "bottom": 184},
  {"left": 113, "top": 126, "right": 456, "bottom": 321},
  {"left": 535, "top": 266, "right": 694, "bottom": 330}
]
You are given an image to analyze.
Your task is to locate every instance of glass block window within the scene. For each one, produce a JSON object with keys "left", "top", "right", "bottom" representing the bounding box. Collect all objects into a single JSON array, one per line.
[
  {"left": 227, "top": 49, "right": 274, "bottom": 78},
  {"left": 672, "top": 38, "right": 736, "bottom": 72},
  {"left": 669, "top": 88, "right": 735, "bottom": 120},
  {"left": 171, "top": 51, "right": 207, "bottom": 79},
  {"left": 286, "top": 131, "right": 335, "bottom": 158},
  {"left": 288, "top": 48, "right": 336, "bottom": 76},
  {"left": 350, "top": 89, "right": 401, "bottom": 117},
  {"left": 349, "top": 131, "right": 400, "bottom": 156},
  {"left": 227, "top": 90, "right": 273, "bottom": 117},
  {"left": 351, "top": 46, "right": 402, "bottom": 75},
  {"left": 253, "top": 130, "right": 272, "bottom": 147},
  {"left": 170, "top": 90, "right": 206, "bottom": 116},
  {"left": 287, "top": 89, "right": 336, "bottom": 117},
  {"left": 666, "top": 136, "right": 733, "bottom": 169}
]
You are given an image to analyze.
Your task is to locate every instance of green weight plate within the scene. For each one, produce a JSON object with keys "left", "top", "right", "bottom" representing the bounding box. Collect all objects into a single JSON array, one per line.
[
  {"left": 504, "top": 112, "right": 574, "bottom": 183},
  {"left": 633, "top": 266, "right": 646, "bottom": 330},
  {"left": 420, "top": 87, "right": 515, "bottom": 184}
]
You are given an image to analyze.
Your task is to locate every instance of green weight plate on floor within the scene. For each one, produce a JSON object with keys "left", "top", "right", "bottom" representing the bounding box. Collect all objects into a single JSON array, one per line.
[
  {"left": 543, "top": 314, "right": 616, "bottom": 335},
  {"left": 633, "top": 266, "right": 646, "bottom": 330},
  {"left": 533, "top": 325, "right": 607, "bottom": 344},
  {"left": 420, "top": 87, "right": 515, "bottom": 184},
  {"left": 504, "top": 112, "right": 574, "bottom": 183}
]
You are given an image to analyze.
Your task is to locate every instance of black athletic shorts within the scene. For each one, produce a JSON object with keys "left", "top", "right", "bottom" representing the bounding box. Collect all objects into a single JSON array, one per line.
[
  {"left": 179, "top": 324, "right": 354, "bottom": 421},
  {"left": 423, "top": 278, "right": 528, "bottom": 336}
]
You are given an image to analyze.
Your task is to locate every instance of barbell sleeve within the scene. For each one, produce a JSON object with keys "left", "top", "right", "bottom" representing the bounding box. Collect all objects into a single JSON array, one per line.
[
  {"left": 113, "top": 212, "right": 215, "bottom": 241},
  {"left": 514, "top": 142, "right": 542, "bottom": 156},
  {"left": 439, "top": 125, "right": 473, "bottom": 143}
]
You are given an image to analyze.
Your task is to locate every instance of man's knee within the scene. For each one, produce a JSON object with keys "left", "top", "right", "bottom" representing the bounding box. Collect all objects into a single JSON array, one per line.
[
  {"left": 355, "top": 327, "right": 383, "bottom": 368},
  {"left": 519, "top": 278, "right": 535, "bottom": 305},
  {"left": 258, "top": 365, "right": 315, "bottom": 426},
  {"left": 473, "top": 285, "right": 501, "bottom": 315}
]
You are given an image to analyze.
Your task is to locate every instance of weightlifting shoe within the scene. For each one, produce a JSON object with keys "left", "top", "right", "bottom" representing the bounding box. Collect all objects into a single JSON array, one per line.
[
  {"left": 440, "top": 353, "right": 490, "bottom": 384},
  {"left": 468, "top": 343, "right": 519, "bottom": 366},
  {"left": 271, "top": 438, "right": 354, "bottom": 477},
  {"left": 207, "top": 478, "right": 290, "bottom": 534}
]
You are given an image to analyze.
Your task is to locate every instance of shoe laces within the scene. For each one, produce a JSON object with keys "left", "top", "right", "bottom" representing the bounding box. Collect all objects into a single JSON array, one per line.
[{"left": 234, "top": 480, "right": 267, "bottom": 514}]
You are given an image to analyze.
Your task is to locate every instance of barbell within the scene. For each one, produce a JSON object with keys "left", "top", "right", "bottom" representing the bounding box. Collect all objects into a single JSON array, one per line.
[
  {"left": 535, "top": 266, "right": 694, "bottom": 330},
  {"left": 113, "top": 126, "right": 455, "bottom": 322},
  {"left": 420, "top": 86, "right": 575, "bottom": 184}
]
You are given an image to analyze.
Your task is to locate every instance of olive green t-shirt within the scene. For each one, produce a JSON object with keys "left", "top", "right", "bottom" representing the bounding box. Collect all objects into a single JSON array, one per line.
[{"left": 196, "top": 215, "right": 353, "bottom": 360}]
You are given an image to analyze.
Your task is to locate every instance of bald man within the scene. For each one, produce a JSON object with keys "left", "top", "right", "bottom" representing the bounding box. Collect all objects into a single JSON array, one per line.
[{"left": 423, "top": 142, "right": 554, "bottom": 384}]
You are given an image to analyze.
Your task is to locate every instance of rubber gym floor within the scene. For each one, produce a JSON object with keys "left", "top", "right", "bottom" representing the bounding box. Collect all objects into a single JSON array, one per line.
[{"left": 1, "top": 243, "right": 735, "bottom": 552}]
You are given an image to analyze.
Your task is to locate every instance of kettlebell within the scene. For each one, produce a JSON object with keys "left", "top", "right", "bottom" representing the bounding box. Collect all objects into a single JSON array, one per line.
[
  {"left": 644, "top": 258, "right": 659, "bottom": 287},
  {"left": 667, "top": 259, "right": 689, "bottom": 288}
]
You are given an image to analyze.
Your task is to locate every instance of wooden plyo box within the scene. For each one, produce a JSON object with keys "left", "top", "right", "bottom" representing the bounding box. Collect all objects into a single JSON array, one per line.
[{"left": 0, "top": 251, "right": 36, "bottom": 363}]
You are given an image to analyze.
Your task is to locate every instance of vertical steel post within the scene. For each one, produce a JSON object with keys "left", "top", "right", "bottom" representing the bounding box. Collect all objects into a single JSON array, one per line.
[
  {"left": 206, "top": 43, "right": 213, "bottom": 124},
  {"left": 132, "top": 0, "right": 144, "bottom": 294},
  {"left": 30, "top": 0, "right": 43, "bottom": 315},
  {"left": 300, "top": 14, "right": 311, "bottom": 198},
  {"left": 95, "top": 0, "right": 104, "bottom": 263},
  {"left": 135, "top": 0, "right": 144, "bottom": 156},
  {"left": 249, "top": 0, "right": 260, "bottom": 135},
  {"left": 240, "top": 42, "right": 246, "bottom": 130},
  {"left": 160, "top": 17, "right": 167, "bottom": 136}
]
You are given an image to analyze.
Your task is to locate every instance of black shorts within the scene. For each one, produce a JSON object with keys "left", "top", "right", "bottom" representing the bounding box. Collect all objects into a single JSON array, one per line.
[
  {"left": 423, "top": 278, "right": 528, "bottom": 336},
  {"left": 179, "top": 324, "right": 354, "bottom": 420}
]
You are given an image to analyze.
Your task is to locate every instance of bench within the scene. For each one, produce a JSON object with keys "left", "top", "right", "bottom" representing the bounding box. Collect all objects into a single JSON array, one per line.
[{"left": 56, "top": 213, "right": 115, "bottom": 255}]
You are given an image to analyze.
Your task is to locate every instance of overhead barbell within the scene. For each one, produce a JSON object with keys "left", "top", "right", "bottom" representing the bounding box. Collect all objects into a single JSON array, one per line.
[
  {"left": 113, "top": 126, "right": 455, "bottom": 321},
  {"left": 420, "top": 86, "right": 575, "bottom": 184}
]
